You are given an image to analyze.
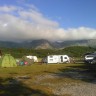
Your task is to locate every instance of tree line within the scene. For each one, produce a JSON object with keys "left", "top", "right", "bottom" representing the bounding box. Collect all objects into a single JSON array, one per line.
[{"left": 0, "top": 46, "right": 95, "bottom": 58}]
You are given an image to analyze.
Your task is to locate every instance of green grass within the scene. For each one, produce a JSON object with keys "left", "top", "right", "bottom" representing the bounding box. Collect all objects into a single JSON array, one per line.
[
  {"left": 0, "top": 63, "right": 83, "bottom": 76},
  {"left": 0, "top": 63, "right": 89, "bottom": 96}
]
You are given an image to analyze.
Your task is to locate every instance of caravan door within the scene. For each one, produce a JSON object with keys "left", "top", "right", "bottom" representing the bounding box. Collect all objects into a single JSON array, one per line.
[{"left": 60, "top": 56, "right": 63, "bottom": 63}]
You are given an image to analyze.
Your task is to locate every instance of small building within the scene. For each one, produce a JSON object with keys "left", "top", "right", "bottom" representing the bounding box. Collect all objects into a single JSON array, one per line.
[{"left": 44, "top": 55, "right": 70, "bottom": 64}]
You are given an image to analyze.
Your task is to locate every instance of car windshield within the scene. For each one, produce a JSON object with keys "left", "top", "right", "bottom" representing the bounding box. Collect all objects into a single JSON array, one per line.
[{"left": 86, "top": 55, "right": 94, "bottom": 57}]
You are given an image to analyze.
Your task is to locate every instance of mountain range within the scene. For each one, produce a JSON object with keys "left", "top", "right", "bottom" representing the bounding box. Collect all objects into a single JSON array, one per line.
[{"left": 0, "top": 39, "right": 96, "bottom": 49}]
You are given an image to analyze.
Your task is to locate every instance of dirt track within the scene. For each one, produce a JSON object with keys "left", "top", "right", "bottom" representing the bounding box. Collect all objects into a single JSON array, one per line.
[{"left": 35, "top": 69, "right": 96, "bottom": 96}]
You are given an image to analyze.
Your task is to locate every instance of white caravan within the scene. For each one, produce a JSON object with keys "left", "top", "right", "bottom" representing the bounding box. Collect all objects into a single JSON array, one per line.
[
  {"left": 46, "top": 55, "right": 70, "bottom": 64},
  {"left": 26, "top": 55, "right": 38, "bottom": 62}
]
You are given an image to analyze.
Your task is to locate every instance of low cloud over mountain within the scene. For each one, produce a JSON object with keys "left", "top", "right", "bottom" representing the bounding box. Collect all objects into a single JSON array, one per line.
[
  {"left": 0, "top": 5, "right": 96, "bottom": 42},
  {"left": 0, "top": 39, "right": 96, "bottom": 49}
]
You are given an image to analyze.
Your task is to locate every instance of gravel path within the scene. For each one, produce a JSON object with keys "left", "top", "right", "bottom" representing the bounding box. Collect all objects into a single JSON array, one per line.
[
  {"left": 35, "top": 74, "right": 96, "bottom": 96},
  {"left": 53, "top": 82, "right": 96, "bottom": 96}
]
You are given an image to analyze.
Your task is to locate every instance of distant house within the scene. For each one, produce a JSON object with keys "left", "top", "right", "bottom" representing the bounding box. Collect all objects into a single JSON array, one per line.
[{"left": 43, "top": 55, "right": 70, "bottom": 64}]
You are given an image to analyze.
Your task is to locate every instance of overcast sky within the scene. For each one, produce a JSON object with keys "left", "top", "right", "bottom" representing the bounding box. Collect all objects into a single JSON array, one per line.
[{"left": 0, "top": 0, "right": 96, "bottom": 42}]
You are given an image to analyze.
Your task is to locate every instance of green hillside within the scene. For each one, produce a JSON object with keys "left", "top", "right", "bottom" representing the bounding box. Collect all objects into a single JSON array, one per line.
[{"left": 0, "top": 46, "right": 95, "bottom": 58}]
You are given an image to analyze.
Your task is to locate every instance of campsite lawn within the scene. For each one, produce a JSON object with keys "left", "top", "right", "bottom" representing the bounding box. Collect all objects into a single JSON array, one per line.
[
  {"left": 0, "top": 63, "right": 91, "bottom": 96},
  {"left": 0, "top": 63, "right": 83, "bottom": 77}
]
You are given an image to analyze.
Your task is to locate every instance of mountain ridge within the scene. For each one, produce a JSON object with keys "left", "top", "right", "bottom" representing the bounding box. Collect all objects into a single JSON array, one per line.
[{"left": 0, "top": 39, "right": 96, "bottom": 49}]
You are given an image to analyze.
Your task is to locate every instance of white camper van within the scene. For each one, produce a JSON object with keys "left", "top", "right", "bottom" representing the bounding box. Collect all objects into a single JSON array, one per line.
[
  {"left": 26, "top": 55, "right": 38, "bottom": 62},
  {"left": 45, "top": 55, "right": 70, "bottom": 64}
]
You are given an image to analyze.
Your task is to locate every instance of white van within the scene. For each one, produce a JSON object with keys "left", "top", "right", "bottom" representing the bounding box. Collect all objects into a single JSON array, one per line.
[
  {"left": 26, "top": 55, "right": 38, "bottom": 62},
  {"left": 45, "top": 55, "right": 70, "bottom": 64}
]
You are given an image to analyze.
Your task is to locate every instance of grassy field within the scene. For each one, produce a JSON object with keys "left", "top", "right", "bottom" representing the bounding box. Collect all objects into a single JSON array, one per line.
[
  {"left": 0, "top": 63, "right": 83, "bottom": 77},
  {"left": 0, "top": 63, "right": 96, "bottom": 96}
]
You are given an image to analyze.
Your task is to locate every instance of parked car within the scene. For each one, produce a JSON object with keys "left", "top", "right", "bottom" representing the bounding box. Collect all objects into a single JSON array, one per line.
[
  {"left": 90, "top": 57, "right": 96, "bottom": 64},
  {"left": 84, "top": 52, "right": 96, "bottom": 64}
]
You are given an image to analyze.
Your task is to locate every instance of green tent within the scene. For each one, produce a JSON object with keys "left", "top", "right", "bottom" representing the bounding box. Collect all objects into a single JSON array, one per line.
[{"left": 0, "top": 54, "right": 17, "bottom": 67}]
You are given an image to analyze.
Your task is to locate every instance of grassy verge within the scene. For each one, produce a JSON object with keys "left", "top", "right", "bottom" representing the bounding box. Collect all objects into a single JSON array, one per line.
[{"left": 0, "top": 63, "right": 90, "bottom": 96}]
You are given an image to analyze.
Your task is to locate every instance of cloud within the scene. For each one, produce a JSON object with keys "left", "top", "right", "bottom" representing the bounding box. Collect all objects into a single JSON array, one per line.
[
  {"left": 17, "top": 0, "right": 27, "bottom": 4},
  {"left": 0, "top": 5, "right": 17, "bottom": 12},
  {"left": 18, "top": 10, "right": 59, "bottom": 27},
  {"left": 25, "top": 4, "right": 39, "bottom": 11},
  {"left": 57, "top": 27, "right": 96, "bottom": 41},
  {"left": 0, "top": 5, "right": 96, "bottom": 42}
]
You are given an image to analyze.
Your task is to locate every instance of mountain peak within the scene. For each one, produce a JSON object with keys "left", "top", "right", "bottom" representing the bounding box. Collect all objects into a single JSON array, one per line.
[{"left": 0, "top": 39, "right": 96, "bottom": 49}]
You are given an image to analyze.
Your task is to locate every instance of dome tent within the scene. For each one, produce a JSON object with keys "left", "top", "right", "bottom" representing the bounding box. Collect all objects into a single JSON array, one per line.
[{"left": 0, "top": 54, "right": 17, "bottom": 67}]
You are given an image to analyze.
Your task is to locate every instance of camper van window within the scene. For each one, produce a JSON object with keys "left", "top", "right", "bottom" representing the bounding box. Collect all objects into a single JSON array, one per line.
[
  {"left": 50, "top": 59, "right": 53, "bottom": 61},
  {"left": 87, "top": 55, "right": 94, "bottom": 57},
  {"left": 49, "top": 56, "right": 53, "bottom": 58},
  {"left": 64, "top": 57, "right": 67, "bottom": 59}
]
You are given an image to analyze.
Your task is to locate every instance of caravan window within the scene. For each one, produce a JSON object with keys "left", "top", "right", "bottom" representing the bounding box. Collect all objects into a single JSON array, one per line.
[
  {"left": 50, "top": 59, "right": 53, "bottom": 61},
  {"left": 64, "top": 57, "right": 67, "bottom": 59},
  {"left": 49, "top": 56, "right": 53, "bottom": 58}
]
